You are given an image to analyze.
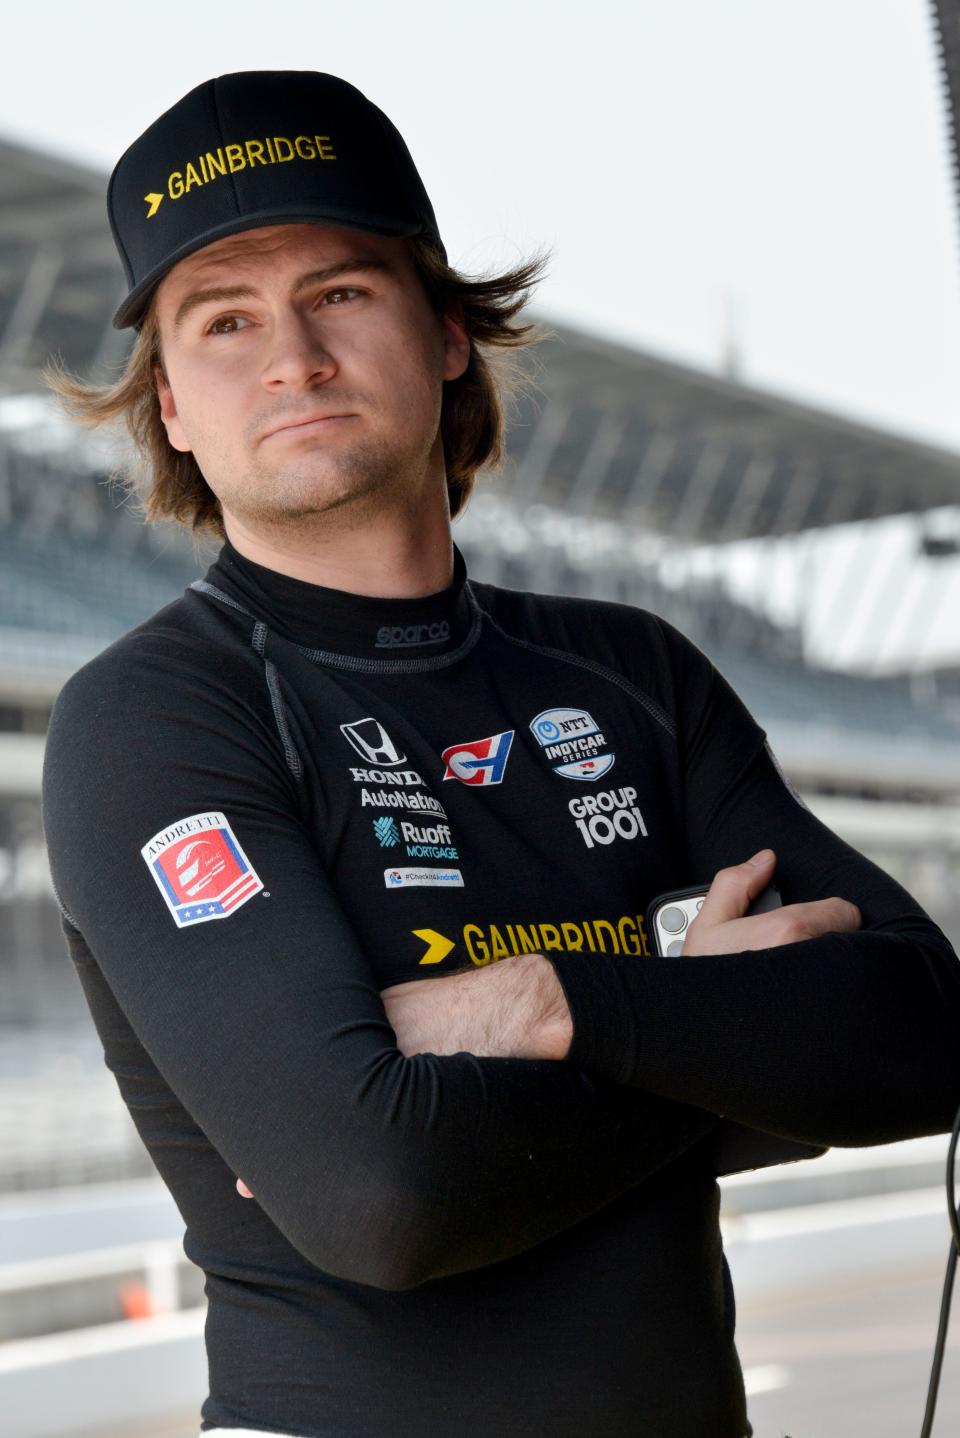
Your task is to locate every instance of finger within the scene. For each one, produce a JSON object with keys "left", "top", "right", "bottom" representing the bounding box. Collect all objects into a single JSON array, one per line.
[
  {"left": 236, "top": 1178, "right": 253, "bottom": 1198},
  {"left": 779, "top": 896, "right": 862, "bottom": 940},
  {"left": 696, "top": 849, "right": 776, "bottom": 927}
]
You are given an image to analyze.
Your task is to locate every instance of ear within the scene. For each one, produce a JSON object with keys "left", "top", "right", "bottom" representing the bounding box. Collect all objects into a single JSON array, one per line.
[
  {"left": 441, "top": 305, "right": 470, "bottom": 383},
  {"left": 154, "top": 363, "right": 193, "bottom": 454}
]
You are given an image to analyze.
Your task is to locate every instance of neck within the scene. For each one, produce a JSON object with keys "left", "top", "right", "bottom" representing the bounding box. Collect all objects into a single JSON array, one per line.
[
  {"left": 204, "top": 518, "right": 474, "bottom": 664},
  {"left": 222, "top": 489, "right": 455, "bottom": 600}
]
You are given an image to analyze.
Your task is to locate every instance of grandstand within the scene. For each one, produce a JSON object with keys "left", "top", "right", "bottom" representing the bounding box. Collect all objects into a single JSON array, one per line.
[{"left": 1, "top": 130, "right": 960, "bottom": 1207}]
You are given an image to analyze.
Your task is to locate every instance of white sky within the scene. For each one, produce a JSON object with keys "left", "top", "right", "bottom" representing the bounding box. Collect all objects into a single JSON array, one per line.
[{"left": 4, "top": 0, "right": 960, "bottom": 452}]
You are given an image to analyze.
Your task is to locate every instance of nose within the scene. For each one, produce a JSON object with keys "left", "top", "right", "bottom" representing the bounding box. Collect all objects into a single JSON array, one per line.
[{"left": 260, "top": 305, "right": 337, "bottom": 390}]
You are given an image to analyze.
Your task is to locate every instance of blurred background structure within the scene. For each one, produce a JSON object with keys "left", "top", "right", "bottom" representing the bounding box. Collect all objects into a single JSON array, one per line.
[{"left": 3, "top": 5, "right": 960, "bottom": 1435}]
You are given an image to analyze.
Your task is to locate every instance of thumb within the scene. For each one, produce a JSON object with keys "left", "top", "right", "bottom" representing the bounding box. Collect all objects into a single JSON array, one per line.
[
  {"left": 697, "top": 849, "right": 776, "bottom": 926},
  {"left": 236, "top": 1178, "right": 253, "bottom": 1199}
]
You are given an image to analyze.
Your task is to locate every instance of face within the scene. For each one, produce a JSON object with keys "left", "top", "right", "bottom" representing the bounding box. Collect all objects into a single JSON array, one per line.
[{"left": 152, "top": 223, "right": 470, "bottom": 535}]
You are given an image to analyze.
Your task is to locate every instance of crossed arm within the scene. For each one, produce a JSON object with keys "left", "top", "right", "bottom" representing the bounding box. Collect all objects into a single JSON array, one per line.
[
  {"left": 237, "top": 846, "right": 865, "bottom": 1198},
  {"left": 236, "top": 632, "right": 960, "bottom": 1200},
  {"left": 379, "top": 847, "right": 861, "bottom": 1060},
  {"left": 44, "top": 630, "right": 960, "bottom": 1276},
  {"left": 43, "top": 646, "right": 727, "bottom": 1290}
]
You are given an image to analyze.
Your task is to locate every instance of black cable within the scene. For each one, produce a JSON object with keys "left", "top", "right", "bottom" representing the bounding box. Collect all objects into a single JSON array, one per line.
[{"left": 919, "top": 1101, "right": 960, "bottom": 1437}]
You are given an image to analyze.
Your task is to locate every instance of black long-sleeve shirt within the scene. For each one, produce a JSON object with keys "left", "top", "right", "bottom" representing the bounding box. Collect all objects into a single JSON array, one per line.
[{"left": 40, "top": 536, "right": 960, "bottom": 1438}]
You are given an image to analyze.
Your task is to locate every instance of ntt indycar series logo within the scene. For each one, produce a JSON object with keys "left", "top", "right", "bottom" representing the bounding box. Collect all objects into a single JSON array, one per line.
[
  {"left": 529, "top": 707, "right": 615, "bottom": 781},
  {"left": 140, "top": 811, "right": 263, "bottom": 927}
]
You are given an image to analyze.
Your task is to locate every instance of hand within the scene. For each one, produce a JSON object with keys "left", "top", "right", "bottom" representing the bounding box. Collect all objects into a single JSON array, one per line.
[
  {"left": 236, "top": 1178, "right": 253, "bottom": 1198},
  {"left": 683, "top": 848, "right": 861, "bottom": 956},
  {"left": 381, "top": 953, "right": 572, "bottom": 1060}
]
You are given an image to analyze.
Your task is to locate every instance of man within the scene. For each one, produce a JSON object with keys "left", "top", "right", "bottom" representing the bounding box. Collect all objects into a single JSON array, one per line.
[{"left": 41, "top": 70, "right": 960, "bottom": 1438}]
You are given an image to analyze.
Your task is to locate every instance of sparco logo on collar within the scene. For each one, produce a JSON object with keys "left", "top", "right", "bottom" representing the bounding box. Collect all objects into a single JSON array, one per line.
[
  {"left": 140, "top": 811, "right": 263, "bottom": 928},
  {"left": 340, "top": 717, "right": 406, "bottom": 767},
  {"left": 529, "top": 706, "right": 615, "bottom": 781},
  {"left": 375, "top": 620, "right": 450, "bottom": 649},
  {"left": 441, "top": 730, "right": 514, "bottom": 786}
]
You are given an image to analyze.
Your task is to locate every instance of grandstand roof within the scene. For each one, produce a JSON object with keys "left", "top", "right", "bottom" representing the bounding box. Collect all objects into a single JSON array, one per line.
[
  {"left": 0, "top": 138, "right": 128, "bottom": 387},
  {"left": 508, "top": 327, "right": 960, "bottom": 539},
  {"left": 2, "top": 134, "right": 960, "bottom": 544}
]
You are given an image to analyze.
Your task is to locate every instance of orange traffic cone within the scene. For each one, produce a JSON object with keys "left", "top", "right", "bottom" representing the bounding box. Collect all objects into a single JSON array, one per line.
[{"left": 119, "top": 1280, "right": 159, "bottom": 1320}]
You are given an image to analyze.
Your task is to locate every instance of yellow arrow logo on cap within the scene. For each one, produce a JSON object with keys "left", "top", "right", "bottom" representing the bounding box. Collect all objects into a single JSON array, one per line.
[
  {"left": 413, "top": 928, "right": 455, "bottom": 966},
  {"left": 144, "top": 192, "right": 164, "bottom": 219}
]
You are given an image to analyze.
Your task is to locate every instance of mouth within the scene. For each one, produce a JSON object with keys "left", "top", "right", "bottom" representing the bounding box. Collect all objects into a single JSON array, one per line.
[{"left": 262, "top": 414, "right": 356, "bottom": 441}]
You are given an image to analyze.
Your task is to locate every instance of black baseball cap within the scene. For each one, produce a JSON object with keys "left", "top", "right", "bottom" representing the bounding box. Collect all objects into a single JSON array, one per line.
[{"left": 107, "top": 70, "right": 446, "bottom": 330}]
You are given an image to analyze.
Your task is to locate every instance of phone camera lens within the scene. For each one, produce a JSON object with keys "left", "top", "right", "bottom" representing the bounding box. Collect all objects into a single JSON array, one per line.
[{"left": 660, "top": 906, "right": 687, "bottom": 933}]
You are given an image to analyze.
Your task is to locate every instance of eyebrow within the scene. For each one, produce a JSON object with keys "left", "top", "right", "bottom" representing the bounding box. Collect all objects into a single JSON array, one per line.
[{"left": 171, "top": 257, "right": 394, "bottom": 336}]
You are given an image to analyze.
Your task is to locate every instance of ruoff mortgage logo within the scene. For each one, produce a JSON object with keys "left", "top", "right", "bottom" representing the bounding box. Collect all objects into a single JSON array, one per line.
[
  {"left": 143, "top": 132, "right": 337, "bottom": 218},
  {"left": 371, "top": 816, "right": 459, "bottom": 861},
  {"left": 372, "top": 816, "right": 401, "bottom": 848}
]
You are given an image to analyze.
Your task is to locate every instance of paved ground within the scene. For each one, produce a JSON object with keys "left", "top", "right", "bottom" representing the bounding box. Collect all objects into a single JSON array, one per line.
[{"left": 736, "top": 1260, "right": 960, "bottom": 1437}]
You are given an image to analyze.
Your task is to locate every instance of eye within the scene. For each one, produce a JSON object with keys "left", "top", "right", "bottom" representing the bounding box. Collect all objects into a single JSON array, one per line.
[
  {"left": 319, "top": 287, "right": 363, "bottom": 306},
  {"left": 205, "top": 314, "right": 250, "bottom": 336}
]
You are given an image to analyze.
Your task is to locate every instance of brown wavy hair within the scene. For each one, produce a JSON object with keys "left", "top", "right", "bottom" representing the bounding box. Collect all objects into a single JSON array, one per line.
[{"left": 43, "top": 236, "right": 549, "bottom": 549}]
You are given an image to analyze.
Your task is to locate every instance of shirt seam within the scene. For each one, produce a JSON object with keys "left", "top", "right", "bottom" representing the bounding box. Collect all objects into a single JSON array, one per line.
[
  {"left": 474, "top": 601, "right": 678, "bottom": 738},
  {"left": 251, "top": 621, "right": 304, "bottom": 780}
]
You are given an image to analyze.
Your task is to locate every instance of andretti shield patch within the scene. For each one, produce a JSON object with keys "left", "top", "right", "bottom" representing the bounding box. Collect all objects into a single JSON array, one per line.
[{"left": 141, "top": 811, "right": 263, "bottom": 928}]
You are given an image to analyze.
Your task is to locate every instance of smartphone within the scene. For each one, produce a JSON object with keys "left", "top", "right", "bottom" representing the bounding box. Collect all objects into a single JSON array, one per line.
[
  {"left": 645, "top": 879, "right": 828, "bottom": 1177},
  {"left": 648, "top": 881, "right": 782, "bottom": 958}
]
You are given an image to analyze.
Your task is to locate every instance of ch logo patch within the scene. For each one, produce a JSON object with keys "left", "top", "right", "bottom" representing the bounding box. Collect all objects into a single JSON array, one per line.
[
  {"left": 529, "top": 706, "right": 615, "bottom": 781},
  {"left": 441, "top": 730, "right": 514, "bottom": 786},
  {"left": 340, "top": 717, "right": 407, "bottom": 767},
  {"left": 141, "top": 811, "right": 263, "bottom": 928}
]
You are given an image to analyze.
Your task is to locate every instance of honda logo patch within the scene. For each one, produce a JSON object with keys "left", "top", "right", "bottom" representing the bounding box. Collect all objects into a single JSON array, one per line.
[{"left": 340, "top": 717, "right": 407, "bottom": 767}]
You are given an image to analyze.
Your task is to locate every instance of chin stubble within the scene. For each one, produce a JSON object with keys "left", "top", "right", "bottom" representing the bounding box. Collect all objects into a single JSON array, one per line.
[{"left": 228, "top": 431, "right": 431, "bottom": 527}]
